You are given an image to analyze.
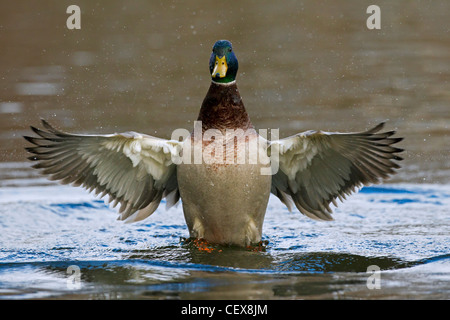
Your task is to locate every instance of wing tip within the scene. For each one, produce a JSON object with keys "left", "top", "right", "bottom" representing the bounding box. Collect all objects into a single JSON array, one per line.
[
  {"left": 23, "top": 135, "right": 37, "bottom": 145},
  {"left": 365, "top": 121, "right": 386, "bottom": 134},
  {"left": 41, "top": 119, "right": 63, "bottom": 134}
]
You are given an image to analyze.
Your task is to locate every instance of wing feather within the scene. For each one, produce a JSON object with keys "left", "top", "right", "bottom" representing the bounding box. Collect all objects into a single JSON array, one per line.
[
  {"left": 24, "top": 120, "right": 181, "bottom": 222},
  {"left": 270, "top": 122, "right": 403, "bottom": 220}
]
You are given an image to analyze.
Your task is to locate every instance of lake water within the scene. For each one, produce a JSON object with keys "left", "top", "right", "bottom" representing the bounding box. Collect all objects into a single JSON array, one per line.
[{"left": 0, "top": 1, "right": 449, "bottom": 300}]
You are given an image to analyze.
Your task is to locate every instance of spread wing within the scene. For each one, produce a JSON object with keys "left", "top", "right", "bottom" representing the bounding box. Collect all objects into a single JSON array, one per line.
[
  {"left": 270, "top": 122, "right": 403, "bottom": 220},
  {"left": 24, "top": 120, "right": 181, "bottom": 222}
]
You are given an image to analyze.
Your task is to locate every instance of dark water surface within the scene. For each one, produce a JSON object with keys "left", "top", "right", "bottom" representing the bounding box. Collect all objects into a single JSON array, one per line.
[{"left": 0, "top": 1, "right": 449, "bottom": 299}]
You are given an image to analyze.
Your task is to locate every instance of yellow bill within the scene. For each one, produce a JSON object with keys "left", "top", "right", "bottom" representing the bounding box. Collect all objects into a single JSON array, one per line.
[{"left": 212, "top": 55, "right": 228, "bottom": 78}]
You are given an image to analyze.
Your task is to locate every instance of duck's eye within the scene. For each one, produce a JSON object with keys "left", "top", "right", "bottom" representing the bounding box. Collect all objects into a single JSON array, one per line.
[
  {"left": 222, "top": 62, "right": 224, "bottom": 65},
  {"left": 228, "top": 48, "right": 232, "bottom": 52}
]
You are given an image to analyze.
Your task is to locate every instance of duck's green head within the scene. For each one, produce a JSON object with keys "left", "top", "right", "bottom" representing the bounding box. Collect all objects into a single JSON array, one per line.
[{"left": 209, "top": 40, "right": 238, "bottom": 84}]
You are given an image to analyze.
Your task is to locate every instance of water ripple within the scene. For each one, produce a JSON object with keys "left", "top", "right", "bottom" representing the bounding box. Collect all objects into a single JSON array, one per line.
[{"left": 0, "top": 180, "right": 449, "bottom": 299}]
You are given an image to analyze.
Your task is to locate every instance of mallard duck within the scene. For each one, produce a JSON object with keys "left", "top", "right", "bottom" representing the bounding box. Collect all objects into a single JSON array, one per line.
[{"left": 24, "top": 40, "right": 403, "bottom": 247}]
